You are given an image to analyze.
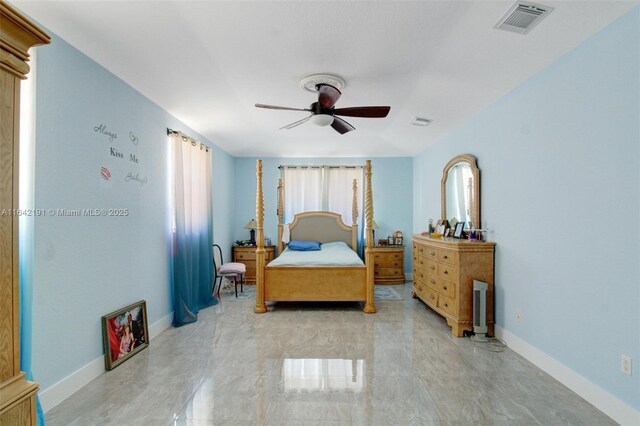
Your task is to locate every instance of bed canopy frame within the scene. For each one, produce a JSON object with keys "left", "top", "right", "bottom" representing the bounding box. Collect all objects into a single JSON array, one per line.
[{"left": 253, "top": 160, "right": 376, "bottom": 314}]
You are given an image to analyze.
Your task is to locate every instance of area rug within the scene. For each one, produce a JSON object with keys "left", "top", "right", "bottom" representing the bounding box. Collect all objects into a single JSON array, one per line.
[{"left": 219, "top": 284, "right": 404, "bottom": 301}]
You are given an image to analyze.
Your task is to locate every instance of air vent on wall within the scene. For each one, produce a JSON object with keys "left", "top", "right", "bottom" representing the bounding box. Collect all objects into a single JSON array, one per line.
[
  {"left": 494, "top": 1, "right": 554, "bottom": 35},
  {"left": 411, "top": 117, "right": 432, "bottom": 126}
]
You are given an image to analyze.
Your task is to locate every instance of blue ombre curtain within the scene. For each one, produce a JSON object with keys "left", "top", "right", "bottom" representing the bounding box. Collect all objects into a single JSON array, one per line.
[{"left": 170, "top": 133, "right": 216, "bottom": 327}]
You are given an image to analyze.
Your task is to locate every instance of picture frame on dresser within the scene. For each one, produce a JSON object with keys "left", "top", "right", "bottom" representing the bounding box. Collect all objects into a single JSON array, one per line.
[{"left": 453, "top": 222, "right": 465, "bottom": 238}]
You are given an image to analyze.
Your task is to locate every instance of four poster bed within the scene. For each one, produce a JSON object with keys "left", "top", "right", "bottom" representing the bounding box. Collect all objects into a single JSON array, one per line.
[{"left": 253, "top": 160, "right": 377, "bottom": 314}]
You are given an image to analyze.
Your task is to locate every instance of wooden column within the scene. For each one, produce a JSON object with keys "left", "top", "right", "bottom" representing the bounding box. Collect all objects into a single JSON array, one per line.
[
  {"left": 0, "top": 2, "right": 50, "bottom": 424},
  {"left": 351, "top": 178, "right": 358, "bottom": 251},
  {"left": 363, "top": 161, "right": 376, "bottom": 313},
  {"left": 254, "top": 160, "right": 267, "bottom": 313},
  {"left": 276, "top": 178, "right": 284, "bottom": 255}
]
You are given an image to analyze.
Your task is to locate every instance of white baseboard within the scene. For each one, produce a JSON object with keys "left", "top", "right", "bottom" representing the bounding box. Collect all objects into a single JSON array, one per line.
[
  {"left": 40, "top": 312, "right": 173, "bottom": 413},
  {"left": 495, "top": 326, "right": 640, "bottom": 426}
]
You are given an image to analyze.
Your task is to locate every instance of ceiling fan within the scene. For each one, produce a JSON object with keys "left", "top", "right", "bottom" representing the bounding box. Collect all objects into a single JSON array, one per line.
[{"left": 255, "top": 79, "right": 390, "bottom": 135}]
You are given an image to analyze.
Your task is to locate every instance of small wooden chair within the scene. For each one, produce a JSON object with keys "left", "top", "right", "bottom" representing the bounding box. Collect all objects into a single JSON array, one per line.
[{"left": 212, "top": 244, "right": 246, "bottom": 297}]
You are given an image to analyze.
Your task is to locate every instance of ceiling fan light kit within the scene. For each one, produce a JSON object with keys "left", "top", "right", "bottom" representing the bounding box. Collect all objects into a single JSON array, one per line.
[
  {"left": 256, "top": 74, "right": 390, "bottom": 135},
  {"left": 310, "top": 114, "right": 334, "bottom": 127}
]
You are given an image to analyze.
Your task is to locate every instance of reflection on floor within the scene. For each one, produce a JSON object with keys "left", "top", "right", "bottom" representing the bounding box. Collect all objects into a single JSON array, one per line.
[{"left": 45, "top": 283, "right": 615, "bottom": 425}]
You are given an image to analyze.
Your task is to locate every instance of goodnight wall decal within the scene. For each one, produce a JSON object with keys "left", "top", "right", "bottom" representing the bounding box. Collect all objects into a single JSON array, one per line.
[{"left": 94, "top": 123, "right": 148, "bottom": 187}]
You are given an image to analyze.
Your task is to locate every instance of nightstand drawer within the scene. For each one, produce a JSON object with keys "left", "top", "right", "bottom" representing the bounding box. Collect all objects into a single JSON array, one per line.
[
  {"left": 374, "top": 268, "right": 403, "bottom": 278},
  {"left": 374, "top": 257, "right": 403, "bottom": 268}
]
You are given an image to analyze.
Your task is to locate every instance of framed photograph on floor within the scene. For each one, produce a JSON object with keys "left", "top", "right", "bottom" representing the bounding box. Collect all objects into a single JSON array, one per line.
[{"left": 102, "top": 300, "right": 149, "bottom": 371}]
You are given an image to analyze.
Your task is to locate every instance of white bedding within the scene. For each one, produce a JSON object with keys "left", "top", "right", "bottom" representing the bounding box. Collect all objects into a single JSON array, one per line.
[{"left": 268, "top": 241, "right": 364, "bottom": 267}]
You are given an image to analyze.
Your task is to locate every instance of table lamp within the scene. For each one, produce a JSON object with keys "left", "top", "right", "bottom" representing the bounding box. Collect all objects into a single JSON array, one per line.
[
  {"left": 244, "top": 219, "right": 257, "bottom": 245},
  {"left": 372, "top": 220, "right": 380, "bottom": 243}
]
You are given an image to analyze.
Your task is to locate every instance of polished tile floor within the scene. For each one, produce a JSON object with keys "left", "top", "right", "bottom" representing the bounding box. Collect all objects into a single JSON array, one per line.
[{"left": 46, "top": 284, "right": 614, "bottom": 425}]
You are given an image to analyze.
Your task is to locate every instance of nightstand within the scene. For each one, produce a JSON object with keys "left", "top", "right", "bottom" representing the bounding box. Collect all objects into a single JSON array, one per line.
[
  {"left": 232, "top": 246, "right": 275, "bottom": 284},
  {"left": 371, "top": 246, "right": 405, "bottom": 284}
]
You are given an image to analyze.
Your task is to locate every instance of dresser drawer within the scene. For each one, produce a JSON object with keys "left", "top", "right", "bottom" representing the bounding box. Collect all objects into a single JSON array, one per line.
[
  {"left": 423, "top": 285, "right": 438, "bottom": 305},
  {"left": 438, "top": 295, "right": 457, "bottom": 316},
  {"left": 416, "top": 255, "right": 426, "bottom": 271},
  {"left": 235, "top": 250, "right": 256, "bottom": 260},
  {"left": 438, "top": 249, "right": 456, "bottom": 265},
  {"left": 438, "top": 262, "right": 458, "bottom": 280},
  {"left": 438, "top": 279, "right": 456, "bottom": 299},
  {"left": 424, "top": 272, "right": 438, "bottom": 290},
  {"left": 425, "top": 259, "right": 438, "bottom": 275},
  {"left": 425, "top": 247, "right": 438, "bottom": 261}
]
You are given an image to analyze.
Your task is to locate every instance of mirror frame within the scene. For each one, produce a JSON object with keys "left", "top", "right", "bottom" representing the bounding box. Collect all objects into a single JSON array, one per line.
[{"left": 441, "top": 154, "right": 480, "bottom": 230}]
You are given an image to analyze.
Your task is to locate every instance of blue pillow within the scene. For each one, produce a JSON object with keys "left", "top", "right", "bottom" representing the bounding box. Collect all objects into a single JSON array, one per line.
[{"left": 288, "top": 240, "right": 321, "bottom": 251}]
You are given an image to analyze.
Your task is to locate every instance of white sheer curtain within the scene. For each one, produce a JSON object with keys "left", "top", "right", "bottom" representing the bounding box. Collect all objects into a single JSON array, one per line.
[
  {"left": 282, "top": 166, "right": 363, "bottom": 226},
  {"left": 170, "top": 132, "right": 215, "bottom": 326},
  {"left": 282, "top": 167, "right": 323, "bottom": 223},
  {"left": 325, "top": 167, "right": 363, "bottom": 226}
]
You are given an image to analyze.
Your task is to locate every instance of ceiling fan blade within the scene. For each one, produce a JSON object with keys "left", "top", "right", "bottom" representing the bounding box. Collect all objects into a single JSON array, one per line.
[
  {"left": 317, "top": 84, "right": 341, "bottom": 109},
  {"left": 331, "top": 116, "right": 355, "bottom": 135},
  {"left": 333, "top": 106, "right": 390, "bottom": 118},
  {"left": 255, "top": 103, "right": 311, "bottom": 112},
  {"left": 280, "top": 115, "right": 312, "bottom": 130}
]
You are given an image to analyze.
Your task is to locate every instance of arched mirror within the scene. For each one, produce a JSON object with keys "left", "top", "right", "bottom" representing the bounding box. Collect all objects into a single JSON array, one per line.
[{"left": 441, "top": 154, "right": 480, "bottom": 230}]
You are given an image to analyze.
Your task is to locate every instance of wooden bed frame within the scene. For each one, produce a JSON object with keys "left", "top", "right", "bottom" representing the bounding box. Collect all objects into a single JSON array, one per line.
[{"left": 253, "top": 160, "right": 376, "bottom": 313}]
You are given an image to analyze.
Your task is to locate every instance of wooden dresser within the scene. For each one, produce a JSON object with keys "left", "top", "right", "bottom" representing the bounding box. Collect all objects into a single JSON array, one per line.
[
  {"left": 371, "top": 246, "right": 405, "bottom": 284},
  {"left": 412, "top": 234, "right": 495, "bottom": 337},
  {"left": 233, "top": 246, "right": 275, "bottom": 283}
]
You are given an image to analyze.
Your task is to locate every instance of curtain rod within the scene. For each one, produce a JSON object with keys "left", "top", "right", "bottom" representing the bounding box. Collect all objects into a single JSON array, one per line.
[{"left": 167, "top": 128, "right": 209, "bottom": 153}]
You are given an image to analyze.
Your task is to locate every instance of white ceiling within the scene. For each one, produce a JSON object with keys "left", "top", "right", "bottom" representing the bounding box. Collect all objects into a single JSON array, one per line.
[{"left": 14, "top": 1, "right": 639, "bottom": 157}]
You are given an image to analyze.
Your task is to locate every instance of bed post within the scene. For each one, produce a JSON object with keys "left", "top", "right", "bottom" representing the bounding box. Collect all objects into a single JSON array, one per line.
[
  {"left": 363, "top": 160, "right": 376, "bottom": 313},
  {"left": 277, "top": 178, "right": 284, "bottom": 254},
  {"left": 351, "top": 178, "right": 358, "bottom": 250},
  {"left": 254, "top": 160, "right": 267, "bottom": 314}
]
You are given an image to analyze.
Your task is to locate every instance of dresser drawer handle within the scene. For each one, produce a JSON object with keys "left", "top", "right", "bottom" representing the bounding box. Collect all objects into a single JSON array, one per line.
[
  {"left": 430, "top": 266, "right": 435, "bottom": 270},
  {"left": 419, "top": 248, "right": 424, "bottom": 253},
  {"left": 443, "top": 270, "right": 448, "bottom": 275},
  {"left": 444, "top": 303, "right": 448, "bottom": 307},
  {"left": 430, "top": 279, "right": 436, "bottom": 284},
  {"left": 430, "top": 294, "right": 435, "bottom": 300},
  {"left": 420, "top": 273, "right": 424, "bottom": 278},
  {"left": 443, "top": 286, "right": 447, "bottom": 291},
  {"left": 443, "top": 255, "right": 448, "bottom": 259},
  {"left": 394, "top": 262, "right": 399, "bottom": 267},
  {"left": 430, "top": 251, "right": 436, "bottom": 256}
]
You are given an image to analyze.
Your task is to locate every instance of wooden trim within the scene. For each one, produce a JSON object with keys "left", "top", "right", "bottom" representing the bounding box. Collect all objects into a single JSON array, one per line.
[{"left": 441, "top": 154, "right": 480, "bottom": 229}]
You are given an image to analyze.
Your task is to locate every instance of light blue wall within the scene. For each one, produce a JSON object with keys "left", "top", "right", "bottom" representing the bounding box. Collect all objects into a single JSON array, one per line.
[
  {"left": 32, "top": 34, "right": 235, "bottom": 390},
  {"left": 233, "top": 157, "right": 413, "bottom": 273},
  {"left": 413, "top": 8, "right": 639, "bottom": 409}
]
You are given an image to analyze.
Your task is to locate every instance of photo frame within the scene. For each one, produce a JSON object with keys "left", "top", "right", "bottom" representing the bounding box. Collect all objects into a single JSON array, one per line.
[
  {"left": 102, "top": 300, "right": 149, "bottom": 371},
  {"left": 453, "top": 222, "right": 465, "bottom": 238}
]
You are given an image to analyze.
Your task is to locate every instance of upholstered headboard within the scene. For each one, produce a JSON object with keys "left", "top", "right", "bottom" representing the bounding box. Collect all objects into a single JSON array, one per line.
[{"left": 288, "top": 211, "right": 356, "bottom": 250}]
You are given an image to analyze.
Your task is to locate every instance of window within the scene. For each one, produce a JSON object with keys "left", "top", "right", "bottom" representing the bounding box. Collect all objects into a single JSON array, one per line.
[{"left": 281, "top": 166, "right": 364, "bottom": 226}]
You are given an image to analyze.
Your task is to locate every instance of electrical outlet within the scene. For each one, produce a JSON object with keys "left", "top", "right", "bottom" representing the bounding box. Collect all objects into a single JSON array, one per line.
[{"left": 621, "top": 355, "right": 632, "bottom": 375}]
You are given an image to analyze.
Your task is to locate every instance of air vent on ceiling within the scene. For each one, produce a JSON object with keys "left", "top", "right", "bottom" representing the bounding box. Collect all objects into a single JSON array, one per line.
[
  {"left": 494, "top": 1, "right": 554, "bottom": 35},
  {"left": 411, "top": 117, "right": 432, "bottom": 126}
]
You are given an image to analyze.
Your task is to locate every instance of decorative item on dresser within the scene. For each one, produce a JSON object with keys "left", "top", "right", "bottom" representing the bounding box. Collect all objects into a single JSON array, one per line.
[
  {"left": 371, "top": 246, "right": 405, "bottom": 285},
  {"left": 412, "top": 234, "right": 495, "bottom": 337},
  {"left": 0, "top": 4, "right": 49, "bottom": 426},
  {"left": 233, "top": 245, "right": 275, "bottom": 284}
]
